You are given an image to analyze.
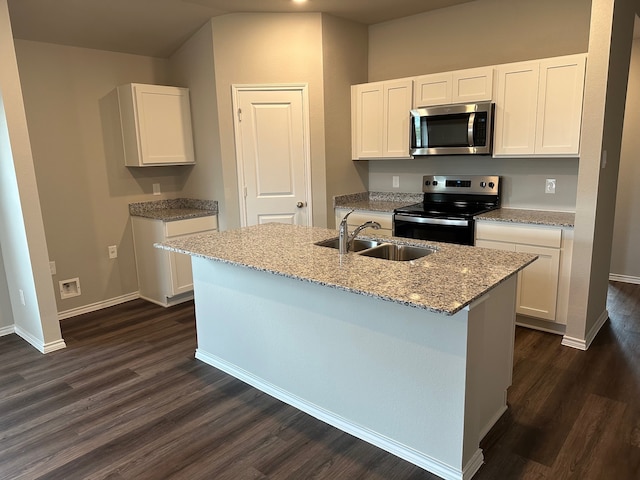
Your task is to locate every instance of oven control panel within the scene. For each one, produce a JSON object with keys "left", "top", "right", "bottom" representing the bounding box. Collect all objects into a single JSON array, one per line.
[{"left": 422, "top": 175, "right": 500, "bottom": 195}]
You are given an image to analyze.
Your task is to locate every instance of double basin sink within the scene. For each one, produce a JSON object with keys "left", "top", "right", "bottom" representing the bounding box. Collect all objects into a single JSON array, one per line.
[{"left": 315, "top": 237, "right": 434, "bottom": 262}]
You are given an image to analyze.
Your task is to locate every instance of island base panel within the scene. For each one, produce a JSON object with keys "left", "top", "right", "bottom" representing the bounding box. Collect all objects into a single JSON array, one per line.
[{"left": 192, "top": 258, "right": 516, "bottom": 480}]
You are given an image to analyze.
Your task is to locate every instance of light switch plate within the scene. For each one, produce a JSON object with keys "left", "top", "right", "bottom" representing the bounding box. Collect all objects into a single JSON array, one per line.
[{"left": 392, "top": 176, "right": 400, "bottom": 188}]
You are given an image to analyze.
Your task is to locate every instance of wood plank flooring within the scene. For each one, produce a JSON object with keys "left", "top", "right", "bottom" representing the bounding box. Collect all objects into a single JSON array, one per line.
[{"left": 1, "top": 281, "right": 639, "bottom": 479}]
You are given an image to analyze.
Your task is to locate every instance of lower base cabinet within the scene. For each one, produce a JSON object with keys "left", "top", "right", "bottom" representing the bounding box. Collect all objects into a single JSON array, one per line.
[
  {"left": 334, "top": 208, "right": 393, "bottom": 237},
  {"left": 475, "top": 221, "right": 573, "bottom": 331},
  {"left": 132, "top": 215, "right": 218, "bottom": 307}
]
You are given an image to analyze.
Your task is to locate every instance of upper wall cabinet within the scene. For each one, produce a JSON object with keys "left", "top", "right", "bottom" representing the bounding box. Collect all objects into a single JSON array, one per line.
[
  {"left": 117, "top": 83, "right": 196, "bottom": 167},
  {"left": 493, "top": 54, "right": 586, "bottom": 157},
  {"left": 351, "top": 79, "right": 413, "bottom": 159},
  {"left": 413, "top": 67, "right": 494, "bottom": 107}
]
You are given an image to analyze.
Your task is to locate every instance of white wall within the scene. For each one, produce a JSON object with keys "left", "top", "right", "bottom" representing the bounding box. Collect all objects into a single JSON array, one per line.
[
  {"left": 0, "top": 0, "right": 63, "bottom": 351},
  {"left": 0, "top": 242, "right": 13, "bottom": 331},
  {"left": 14, "top": 40, "right": 175, "bottom": 313},
  {"left": 566, "top": 0, "right": 637, "bottom": 346},
  {"left": 611, "top": 36, "right": 640, "bottom": 281}
]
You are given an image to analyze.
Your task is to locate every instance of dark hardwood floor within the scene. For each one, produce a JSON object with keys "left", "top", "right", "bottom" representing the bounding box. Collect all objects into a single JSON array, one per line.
[{"left": 1, "top": 281, "right": 639, "bottom": 479}]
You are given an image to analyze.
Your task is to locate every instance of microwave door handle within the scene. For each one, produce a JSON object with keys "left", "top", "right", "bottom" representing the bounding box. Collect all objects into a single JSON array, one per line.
[{"left": 467, "top": 112, "right": 475, "bottom": 147}]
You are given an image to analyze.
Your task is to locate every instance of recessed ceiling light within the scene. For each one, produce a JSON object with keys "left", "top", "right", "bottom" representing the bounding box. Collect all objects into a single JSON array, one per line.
[{"left": 292, "top": 0, "right": 308, "bottom": 4}]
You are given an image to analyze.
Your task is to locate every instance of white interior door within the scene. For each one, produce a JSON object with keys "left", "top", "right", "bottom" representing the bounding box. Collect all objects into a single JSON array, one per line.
[{"left": 233, "top": 86, "right": 311, "bottom": 227}]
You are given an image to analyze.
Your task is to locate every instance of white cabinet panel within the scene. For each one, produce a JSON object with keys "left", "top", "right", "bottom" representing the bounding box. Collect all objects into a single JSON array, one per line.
[
  {"left": 413, "top": 67, "right": 494, "bottom": 107},
  {"left": 117, "top": 83, "right": 195, "bottom": 166},
  {"left": 132, "top": 215, "right": 217, "bottom": 307},
  {"left": 493, "top": 54, "right": 586, "bottom": 157},
  {"left": 535, "top": 55, "right": 586, "bottom": 155},
  {"left": 475, "top": 221, "right": 571, "bottom": 326},
  {"left": 515, "top": 244, "right": 560, "bottom": 321},
  {"left": 352, "top": 80, "right": 413, "bottom": 159}
]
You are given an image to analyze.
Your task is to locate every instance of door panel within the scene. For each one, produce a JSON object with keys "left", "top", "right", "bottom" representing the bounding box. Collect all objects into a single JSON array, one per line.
[{"left": 234, "top": 87, "right": 310, "bottom": 227}]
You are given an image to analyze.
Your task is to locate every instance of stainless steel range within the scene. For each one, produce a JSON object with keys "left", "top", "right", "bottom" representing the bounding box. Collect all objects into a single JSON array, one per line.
[{"left": 393, "top": 175, "right": 501, "bottom": 245}]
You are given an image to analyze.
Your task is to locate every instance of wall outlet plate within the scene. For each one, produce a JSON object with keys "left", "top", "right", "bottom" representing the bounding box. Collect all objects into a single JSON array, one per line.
[{"left": 545, "top": 178, "right": 556, "bottom": 194}]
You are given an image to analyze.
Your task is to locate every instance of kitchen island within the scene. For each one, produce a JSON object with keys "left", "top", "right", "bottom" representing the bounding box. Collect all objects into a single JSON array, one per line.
[{"left": 157, "top": 223, "right": 536, "bottom": 480}]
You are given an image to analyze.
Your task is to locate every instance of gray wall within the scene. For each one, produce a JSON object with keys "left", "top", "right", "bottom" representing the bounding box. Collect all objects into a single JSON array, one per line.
[
  {"left": 14, "top": 40, "right": 176, "bottom": 313},
  {"left": 365, "top": 0, "right": 592, "bottom": 211},
  {"left": 611, "top": 36, "right": 640, "bottom": 281},
  {"left": 368, "top": 0, "right": 591, "bottom": 82}
]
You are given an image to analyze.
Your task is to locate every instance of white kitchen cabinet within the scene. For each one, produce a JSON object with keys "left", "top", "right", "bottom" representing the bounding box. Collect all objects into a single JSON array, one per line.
[
  {"left": 117, "top": 83, "right": 196, "bottom": 166},
  {"left": 351, "top": 79, "right": 413, "bottom": 159},
  {"left": 413, "top": 66, "right": 494, "bottom": 107},
  {"left": 493, "top": 54, "right": 586, "bottom": 157},
  {"left": 335, "top": 208, "right": 393, "bottom": 237},
  {"left": 132, "top": 215, "right": 217, "bottom": 307},
  {"left": 475, "top": 221, "right": 573, "bottom": 329}
]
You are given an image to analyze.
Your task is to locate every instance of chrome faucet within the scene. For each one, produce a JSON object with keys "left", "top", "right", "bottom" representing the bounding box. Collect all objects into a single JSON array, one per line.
[{"left": 338, "top": 210, "right": 381, "bottom": 254}]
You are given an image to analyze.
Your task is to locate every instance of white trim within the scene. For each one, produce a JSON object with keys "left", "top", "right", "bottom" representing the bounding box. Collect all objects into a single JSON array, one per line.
[
  {"left": 561, "top": 309, "right": 609, "bottom": 350},
  {"left": 609, "top": 273, "right": 640, "bottom": 284},
  {"left": 57, "top": 292, "right": 140, "bottom": 320},
  {"left": 231, "top": 84, "right": 313, "bottom": 228},
  {"left": 0, "top": 325, "right": 15, "bottom": 337},
  {"left": 195, "top": 349, "right": 476, "bottom": 480},
  {"left": 478, "top": 405, "right": 507, "bottom": 442},
  {"left": 14, "top": 325, "right": 45, "bottom": 353},
  {"left": 43, "top": 339, "right": 67, "bottom": 353}
]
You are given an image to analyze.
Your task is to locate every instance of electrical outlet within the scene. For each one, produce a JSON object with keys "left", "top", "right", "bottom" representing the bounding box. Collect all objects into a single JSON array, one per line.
[
  {"left": 153, "top": 183, "right": 161, "bottom": 195},
  {"left": 108, "top": 245, "right": 118, "bottom": 259},
  {"left": 545, "top": 178, "right": 556, "bottom": 194},
  {"left": 392, "top": 176, "right": 400, "bottom": 188},
  {"left": 49, "top": 261, "right": 56, "bottom": 275}
]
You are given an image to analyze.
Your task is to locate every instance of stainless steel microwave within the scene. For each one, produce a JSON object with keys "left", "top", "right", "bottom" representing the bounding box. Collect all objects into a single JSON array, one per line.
[{"left": 410, "top": 101, "right": 494, "bottom": 156}]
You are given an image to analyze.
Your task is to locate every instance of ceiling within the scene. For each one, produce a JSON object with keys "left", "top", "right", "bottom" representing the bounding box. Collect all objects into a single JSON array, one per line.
[{"left": 7, "top": 0, "right": 475, "bottom": 58}]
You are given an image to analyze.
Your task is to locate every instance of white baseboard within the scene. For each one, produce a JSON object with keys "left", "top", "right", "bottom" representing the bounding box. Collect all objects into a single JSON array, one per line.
[
  {"left": 195, "top": 349, "right": 479, "bottom": 480},
  {"left": 0, "top": 325, "right": 15, "bottom": 337},
  {"left": 561, "top": 309, "right": 609, "bottom": 350},
  {"left": 609, "top": 273, "right": 640, "bottom": 284},
  {"left": 57, "top": 292, "right": 140, "bottom": 320}
]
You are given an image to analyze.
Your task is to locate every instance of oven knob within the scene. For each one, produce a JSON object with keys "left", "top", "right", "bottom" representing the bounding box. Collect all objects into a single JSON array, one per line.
[
  {"left": 480, "top": 181, "right": 487, "bottom": 188},
  {"left": 425, "top": 180, "right": 431, "bottom": 186},
  {"left": 432, "top": 180, "right": 438, "bottom": 186},
  {"left": 488, "top": 182, "right": 495, "bottom": 189}
]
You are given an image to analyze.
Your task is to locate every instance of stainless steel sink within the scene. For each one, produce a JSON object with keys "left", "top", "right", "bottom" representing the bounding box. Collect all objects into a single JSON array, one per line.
[
  {"left": 357, "top": 243, "right": 434, "bottom": 261},
  {"left": 315, "top": 237, "right": 382, "bottom": 252}
]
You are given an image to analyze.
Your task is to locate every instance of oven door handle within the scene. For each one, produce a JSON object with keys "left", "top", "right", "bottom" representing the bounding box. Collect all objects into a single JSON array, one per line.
[{"left": 394, "top": 214, "right": 470, "bottom": 227}]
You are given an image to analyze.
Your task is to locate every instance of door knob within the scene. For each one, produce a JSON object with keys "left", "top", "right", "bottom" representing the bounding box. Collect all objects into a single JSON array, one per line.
[{"left": 296, "top": 202, "right": 305, "bottom": 208}]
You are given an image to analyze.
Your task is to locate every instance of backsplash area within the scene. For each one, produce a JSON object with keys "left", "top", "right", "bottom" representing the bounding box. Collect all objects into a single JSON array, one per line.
[{"left": 367, "top": 156, "right": 579, "bottom": 212}]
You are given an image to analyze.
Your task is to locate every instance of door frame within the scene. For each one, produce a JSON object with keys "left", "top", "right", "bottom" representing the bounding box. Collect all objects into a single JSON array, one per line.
[{"left": 231, "top": 84, "right": 313, "bottom": 227}]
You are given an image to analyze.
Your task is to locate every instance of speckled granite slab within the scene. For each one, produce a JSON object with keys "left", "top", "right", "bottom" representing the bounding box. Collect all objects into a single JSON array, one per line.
[
  {"left": 156, "top": 223, "right": 536, "bottom": 316},
  {"left": 129, "top": 198, "right": 218, "bottom": 221},
  {"left": 476, "top": 208, "right": 575, "bottom": 227},
  {"left": 334, "top": 191, "right": 422, "bottom": 213}
]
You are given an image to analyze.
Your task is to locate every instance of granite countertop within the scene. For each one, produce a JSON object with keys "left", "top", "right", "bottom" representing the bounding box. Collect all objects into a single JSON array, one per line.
[
  {"left": 476, "top": 208, "right": 575, "bottom": 227},
  {"left": 156, "top": 223, "right": 536, "bottom": 316},
  {"left": 334, "top": 192, "right": 422, "bottom": 213},
  {"left": 129, "top": 198, "right": 218, "bottom": 221}
]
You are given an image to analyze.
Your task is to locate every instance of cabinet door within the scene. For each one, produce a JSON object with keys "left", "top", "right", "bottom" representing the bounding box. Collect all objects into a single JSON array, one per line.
[
  {"left": 413, "top": 73, "right": 452, "bottom": 107},
  {"left": 352, "top": 83, "right": 384, "bottom": 158},
  {"left": 383, "top": 79, "right": 413, "bottom": 158},
  {"left": 168, "top": 250, "right": 193, "bottom": 295},
  {"left": 493, "top": 62, "right": 540, "bottom": 156},
  {"left": 515, "top": 244, "right": 560, "bottom": 321},
  {"left": 535, "top": 55, "right": 586, "bottom": 156},
  {"left": 452, "top": 67, "right": 494, "bottom": 104}
]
